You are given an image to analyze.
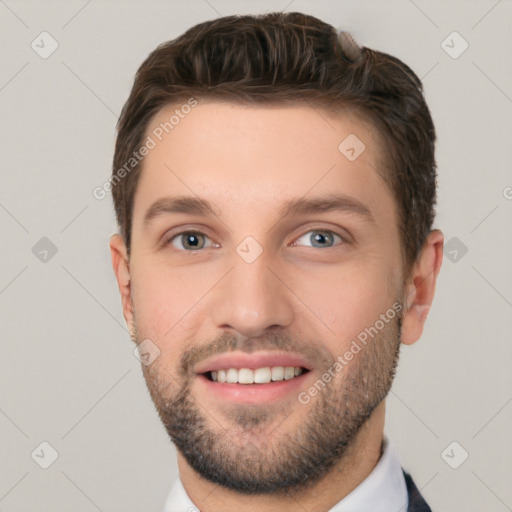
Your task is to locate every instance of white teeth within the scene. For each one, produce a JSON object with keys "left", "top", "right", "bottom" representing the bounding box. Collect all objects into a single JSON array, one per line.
[
  {"left": 209, "top": 366, "right": 304, "bottom": 384},
  {"left": 284, "top": 367, "right": 295, "bottom": 380},
  {"left": 271, "top": 366, "right": 284, "bottom": 381},
  {"left": 238, "top": 368, "right": 254, "bottom": 384},
  {"left": 226, "top": 368, "right": 238, "bottom": 383},
  {"left": 254, "top": 367, "right": 271, "bottom": 384}
]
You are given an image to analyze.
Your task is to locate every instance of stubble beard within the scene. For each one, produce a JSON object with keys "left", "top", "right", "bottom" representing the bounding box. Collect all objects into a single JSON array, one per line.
[{"left": 137, "top": 311, "right": 402, "bottom": 496}]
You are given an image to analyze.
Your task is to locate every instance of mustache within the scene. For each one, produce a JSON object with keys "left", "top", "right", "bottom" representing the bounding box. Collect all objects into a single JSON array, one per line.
[{"left": 179, "top": 331, "right": 332, "bottom": 378}]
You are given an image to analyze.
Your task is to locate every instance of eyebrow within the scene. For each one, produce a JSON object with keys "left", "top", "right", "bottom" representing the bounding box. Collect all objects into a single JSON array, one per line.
[
  {"left": 143, "top": 196, "right": 219, "bottom": 226},
  {"left": 143, "top": 193, "right": 375, "bottom": 226}
]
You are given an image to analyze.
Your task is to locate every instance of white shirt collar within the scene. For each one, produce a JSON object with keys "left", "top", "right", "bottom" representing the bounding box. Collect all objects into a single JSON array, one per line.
[
  {"left": 162, "top": 436, "right": 408, "bottom": 512},
  {"left": 327, "top": 436, "right": 408, "bottom": 512}
]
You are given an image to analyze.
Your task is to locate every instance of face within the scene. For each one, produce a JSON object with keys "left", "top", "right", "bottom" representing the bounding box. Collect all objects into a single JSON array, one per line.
[{"left": 114, "top": 101, "right": 409, "bottom": 493}]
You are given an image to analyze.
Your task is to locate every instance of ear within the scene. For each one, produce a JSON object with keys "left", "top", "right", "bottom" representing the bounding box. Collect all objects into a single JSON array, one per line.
[
  {"left": 109, "top": 234, "right": 135, "bottom": 339},
  {"left": 401, "top": 229, "right": 444, "bottom": 345}
]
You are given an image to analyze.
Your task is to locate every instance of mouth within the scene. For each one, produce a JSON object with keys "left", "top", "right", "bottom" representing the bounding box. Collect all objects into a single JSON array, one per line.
[
  {"left": 203, "top": 366, "right": 310, "bottom": 384},
  {"left": 193, "top": 351, "right": 314, "bottom": 404}
]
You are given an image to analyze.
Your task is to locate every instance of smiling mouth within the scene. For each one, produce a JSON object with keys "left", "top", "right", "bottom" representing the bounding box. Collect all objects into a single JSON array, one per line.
[{"left": 203, "top": 366, "right": 310, "bottom": 384}]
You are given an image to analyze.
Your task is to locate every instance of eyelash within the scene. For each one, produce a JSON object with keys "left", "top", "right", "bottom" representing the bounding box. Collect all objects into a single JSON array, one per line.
[{"left": 164, "top": 228, "right": 346, "bottom": 251}]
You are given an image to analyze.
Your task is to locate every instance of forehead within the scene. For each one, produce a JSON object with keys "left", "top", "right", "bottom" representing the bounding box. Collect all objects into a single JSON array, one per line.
[{"left": 132, "top": 101, "right": 395, "bottom": 225}]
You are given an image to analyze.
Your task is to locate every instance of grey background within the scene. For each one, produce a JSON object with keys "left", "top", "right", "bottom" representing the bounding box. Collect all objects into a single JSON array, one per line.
[{"left": 1, "top": 0, "right": 511, "bottom": 510}]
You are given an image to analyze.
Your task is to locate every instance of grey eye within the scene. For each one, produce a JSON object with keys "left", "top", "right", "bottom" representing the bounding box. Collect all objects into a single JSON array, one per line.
[
  {"left": 170, "top": 231, "right": 213, "bottom": 251},
  {"left": 294, "top": 230, "right": 343, "bottom": 248}
]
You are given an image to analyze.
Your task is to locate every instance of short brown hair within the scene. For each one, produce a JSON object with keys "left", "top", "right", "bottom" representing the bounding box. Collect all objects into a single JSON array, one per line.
[{"left": 112, "top": 12, "right": 437, "bottom": 275}]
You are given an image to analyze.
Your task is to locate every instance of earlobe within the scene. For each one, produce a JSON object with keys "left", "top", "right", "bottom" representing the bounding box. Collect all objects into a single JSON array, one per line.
[
  {"left": 109, "top": 234, "right": 135, "bottom": 335},
  {"left": 401, "top": 229, "right": 444, "bottom": 345}
]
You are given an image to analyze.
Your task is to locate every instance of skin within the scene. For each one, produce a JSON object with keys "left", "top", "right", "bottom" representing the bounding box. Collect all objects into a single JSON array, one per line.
[{"left": 110, "top": 101, "right": 443, "bottom": 512}]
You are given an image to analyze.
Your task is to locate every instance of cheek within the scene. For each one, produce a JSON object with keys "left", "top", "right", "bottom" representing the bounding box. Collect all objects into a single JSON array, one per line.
[
  {"left": 297, "top": 259, "right": 398, "bottom": 348},
  {"left": 130, "top": 267, "right": 177, "bottom": 337},
  {"left": 130, "top": 262, "right": 214, "bottom": 342}
]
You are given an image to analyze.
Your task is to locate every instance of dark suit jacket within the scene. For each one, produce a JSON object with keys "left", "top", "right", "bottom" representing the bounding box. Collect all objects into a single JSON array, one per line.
[{"left": 403, "top": 470, "right": 432, "bottom": 512}]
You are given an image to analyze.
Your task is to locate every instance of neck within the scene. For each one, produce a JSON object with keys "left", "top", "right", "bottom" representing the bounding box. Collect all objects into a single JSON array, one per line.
[{"left": 177, "top": 401, "right": 386, "bottom": 512}]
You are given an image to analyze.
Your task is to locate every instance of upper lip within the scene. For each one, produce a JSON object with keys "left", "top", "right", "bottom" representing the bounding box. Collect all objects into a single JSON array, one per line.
[{"left": 194, "top": 351, "right": 314, "bottom": 374}]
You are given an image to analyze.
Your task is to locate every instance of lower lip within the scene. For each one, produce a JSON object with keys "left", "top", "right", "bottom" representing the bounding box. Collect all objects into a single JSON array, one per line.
[{"left": 196, "top": 372, "right": 311, "bottom": 404}]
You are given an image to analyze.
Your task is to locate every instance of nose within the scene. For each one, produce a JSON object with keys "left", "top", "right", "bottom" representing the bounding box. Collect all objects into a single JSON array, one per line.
[{"left": 210, "top": 251, "right": 295, "bottom": 339}]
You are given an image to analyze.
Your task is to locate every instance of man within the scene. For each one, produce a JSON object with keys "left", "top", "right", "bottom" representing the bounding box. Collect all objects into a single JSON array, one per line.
[{"left": 109, "top": 12, "right": 443, "bottom": 512}]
